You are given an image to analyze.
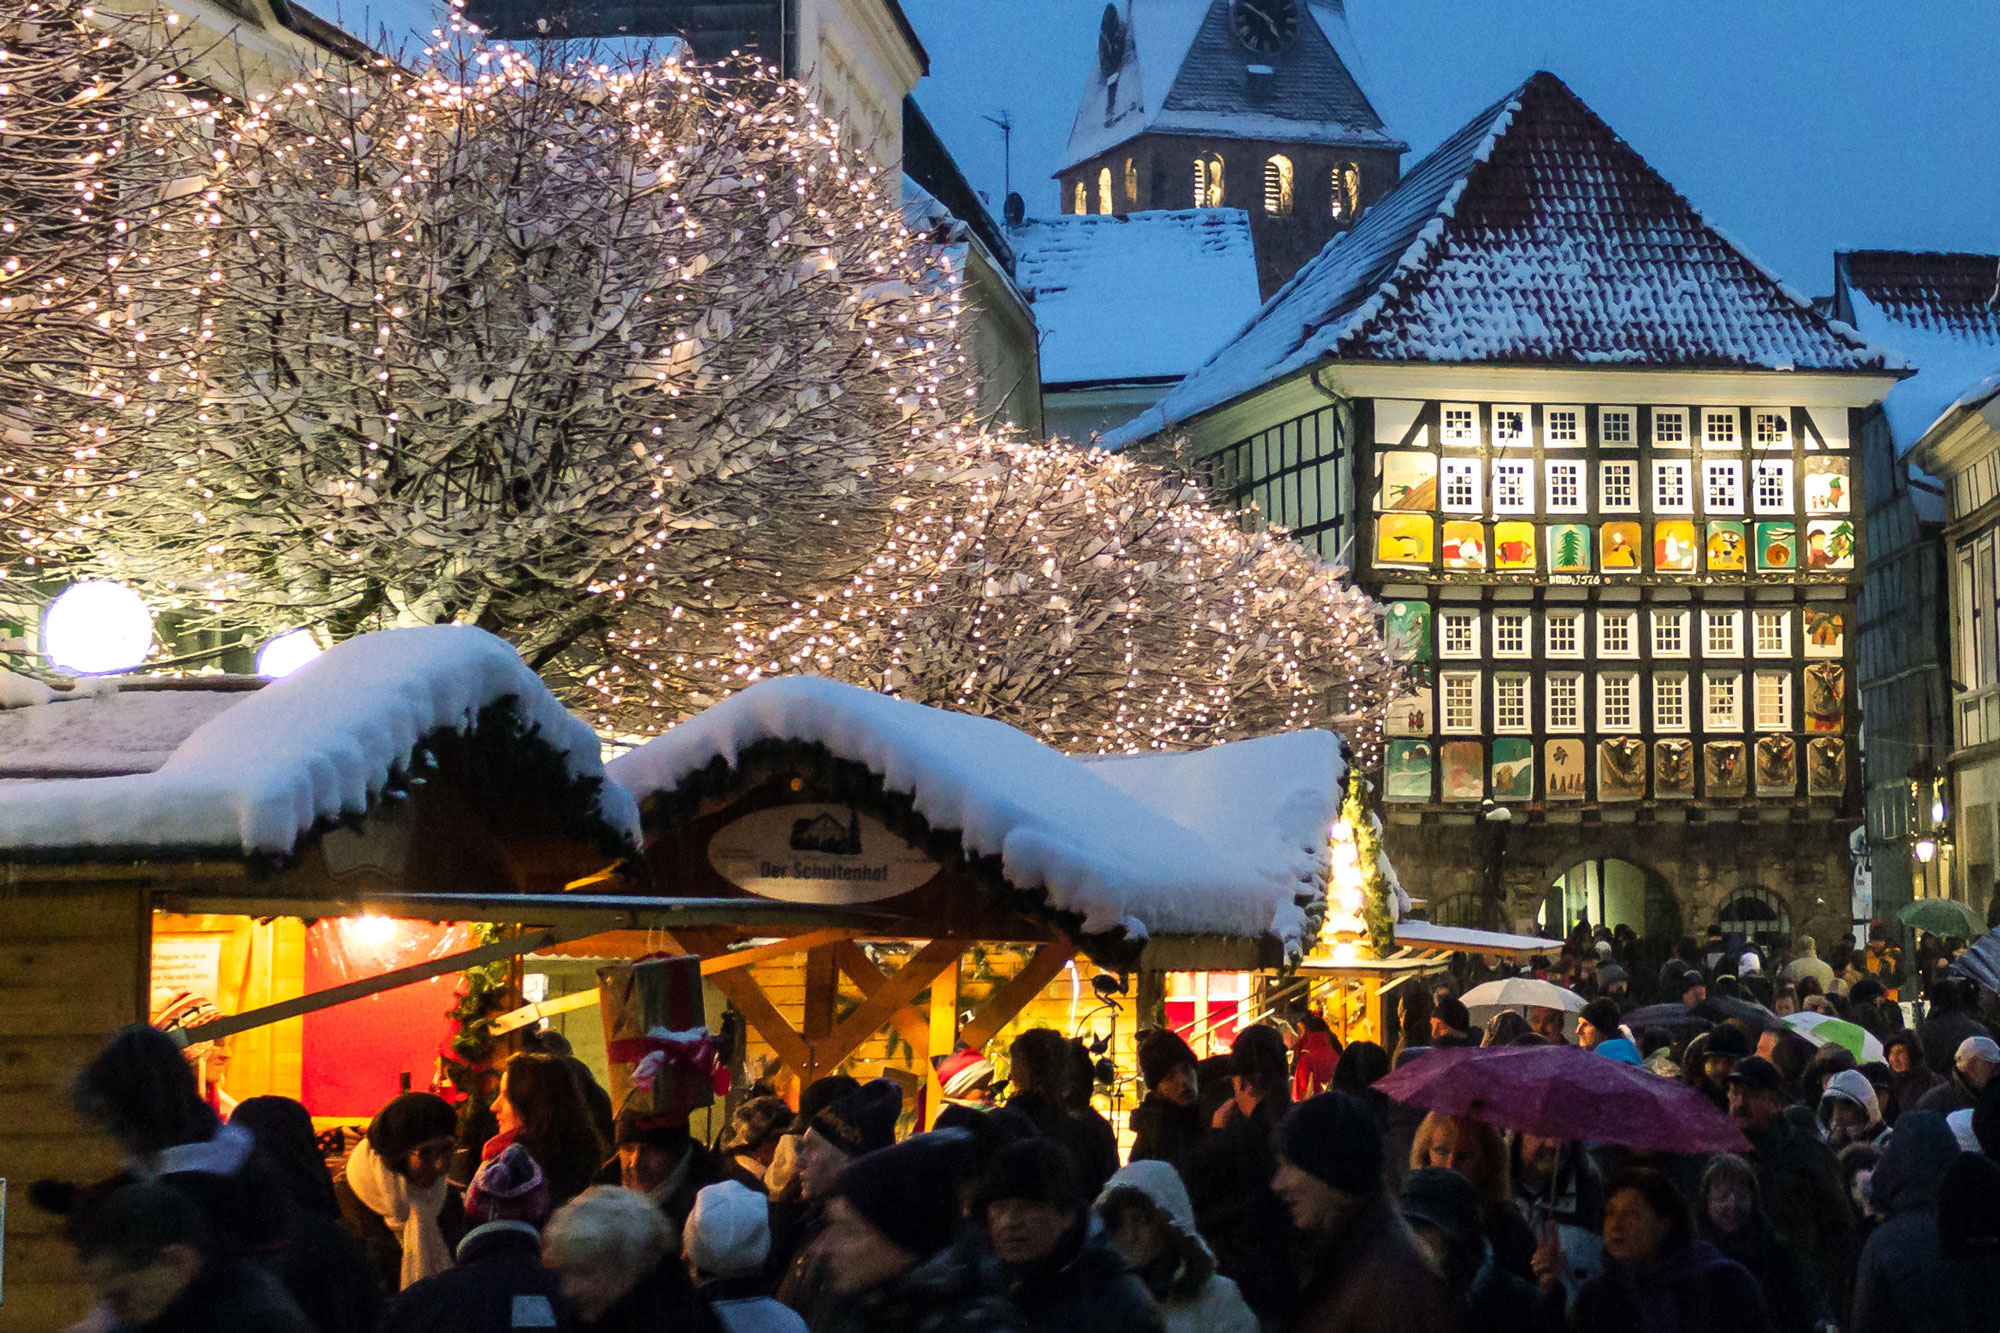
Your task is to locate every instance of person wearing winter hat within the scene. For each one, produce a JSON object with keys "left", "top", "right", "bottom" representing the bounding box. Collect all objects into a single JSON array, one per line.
[
  {"left": 935, "top": 1047, "right": 999, "bottom": 1107},
  {"left": 765, "top": 1074, "right": 859, "bottom": 1198},
  {"left": 1096, "top": 1160, "right": 1256, "bottom": 1333},
  {"left": 1272, "top": 1092, "right": 1456, "bottom": 1333},
  {"left": 336, "top": 1091, "right": 467, "bottom": 1292},
  {"left": 933, "top": 1104, "right": 1038, "bottom": 1216},
  {"left": 1915, "top": 1034, "right": 2000, "bottom": 1116},
  {"left": 774, "top": 1079, "right": 903, "bottom": 1324},
  {"left": 815, "top": 1130, "right": 1016, "bottom": 1333},
  {"left": 1128, "top": 1028, "right": 1202, "bottom": 1170},
  {"left": 718, "top": 1096, "right": 793, "bottom": 1192},
  {"left": 1818, "top": 1069, "right": 1886, "bottom": 1148},
  {"left": 1400, "top": 1167, "right": 1538, "bottom": 1333},
  {"left": 684, "top": 1181, "right": 805, "bottom": 1333},
  {"left": 1576, "top": 999, "right": 1624, "bottom": 1051},
  {"left": 1429, "top": 996, "right": 1476, "bottom": 1047},
  {"left": 975, "top": 1138, "right": 1160, "bottom": 1333},
  {"left": 378, "top": 1146, "right": 565, "bottom": 1333},
  {"left": 614, "top": 1099, "right": 724, "bottom": 1231},
  {"left": 1183, "top": 1025, "right": 1295, "bottom": 1323},
  {"left": 543, "top": 1186, "right": 722, "bottom": 1332}
]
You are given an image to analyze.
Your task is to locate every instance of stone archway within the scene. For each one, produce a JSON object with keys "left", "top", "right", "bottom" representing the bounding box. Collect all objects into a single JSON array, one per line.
[
  {"left": 1716, "top": 887, "right": 1791, "bottom": 953},
  {"left": 1538, "top": 857, "right": 1683, "bottom": 946}
]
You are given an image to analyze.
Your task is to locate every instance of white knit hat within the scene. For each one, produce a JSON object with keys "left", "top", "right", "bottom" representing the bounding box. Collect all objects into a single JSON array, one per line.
[
  {"left": 1956, "top": 1035, "right": 2000, "bottom": 1070},
  {"left": 683, "top": 1181, "right": 769, "bottom": 1279}
]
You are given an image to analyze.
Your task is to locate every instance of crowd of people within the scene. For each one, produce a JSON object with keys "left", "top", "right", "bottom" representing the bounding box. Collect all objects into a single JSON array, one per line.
[{"left": 34, "top": 919, "right": 2000, "bottom": 1333}]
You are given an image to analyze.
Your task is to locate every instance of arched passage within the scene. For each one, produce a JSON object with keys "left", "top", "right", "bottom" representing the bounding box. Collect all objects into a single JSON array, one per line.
[
  {"left": 1716, "top": 888, "right": 1791, "bottom": 952},
  {"left": 1539, "top": 857, "right": 1682, "bottom": 944}
]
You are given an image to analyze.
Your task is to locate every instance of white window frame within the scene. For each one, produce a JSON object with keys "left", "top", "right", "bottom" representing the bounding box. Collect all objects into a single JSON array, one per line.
[
  {"left": 1440, "top": 404, "right": 1480, "bottom": 447},
  {"left": 1705, "top": 672, "right": 1742, "bottom": 731},
  {"left": 1441, "top": 457, "right": 1482, "bottom": 513},
  {"left": 1492, "top": 611, "right": 1531, "bottom": 659},
  {"left": 1652, "top": 609, "right": 1690, "bottom": 658},
  {"left": 1703, "top": 460, "right": 1742, "bottom": 515},
  {"left": 1546, "top": 673, "right": 1584, "bottom": 733},
  {"left": 1754, "top": 410, "right": 1790, "bottom": 450},
  {"left": 1599, "top": 406, "right": 1637, "bottom": 448},
  {"left": 1754, "top": 671, "right": 1792, "bottom": 731},
  {"left": 1441, "top": 671, "right": 1481, "bottom": 734},
  {"left": 1546, "top": 460, "right": 1586, "bottom": 513},
  {"left": 1494, "top": 674, "right": 1531, "bottom": 734},
  {"left": 1492, "top": 459, "right": 1535, "bottom": 514},
  {"left": 1492, "top": 405, "right": 1531, "bottom": 449},
  {"left": 1544, "top": 406, "right": 1584, "bottom": 448},
  {"left": 1599, "top": 672, "right": 1638, "bottom": 732},
  {"left": 1753, "top": 609, "right": 1790, "bottom": 658},
  {"left": 1654, "top": 672, "right": 1690, "bottom": 733},
  {"left": 1598, "top": 610, "right": 1638, "bottom": 659},
  {"left": 1703, "top": 409, "right": 1741, "bottom": 450},
  {"left": 1653, "top": 459, "right": 1692, "bottom": 513},
  {"left": 1601, "top": 460, "right": 1639, "bottom": 513},
  {"left": 1704, "top": 609, "right": 1742, "bottom": 657},
  {"left": 1753, "top": 459, "right": 1793, "bottom": 515},
  {"left": 1547, "top": 612, "right": 1584, "bottom": 659},
  {"left": 1439, "top": 609, "right": 1480, "bottom": 659},
  {"left": 1652, "top": 407, "right": 1690, "bottom": 449}
]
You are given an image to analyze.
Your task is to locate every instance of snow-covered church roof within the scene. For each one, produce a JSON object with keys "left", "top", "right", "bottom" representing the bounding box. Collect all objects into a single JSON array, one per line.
[
  {"left": 1836, "top": 250, "right": 2000, "bottom": 459},
  {"left": 1109, "top": 71, "right": 1903, "bottom": 447},
  {"left": 1010, "top": 208, "right": 1261, "bottom": 391},
  {"left": 1062, "top": 0, "right": 1403, "bottom": 174},
  {"left": 606, "top": 676, "right": 1343, "bottom": 955},
  {"left": 0, "top": 626, "right": 639, "bottom": 861}
]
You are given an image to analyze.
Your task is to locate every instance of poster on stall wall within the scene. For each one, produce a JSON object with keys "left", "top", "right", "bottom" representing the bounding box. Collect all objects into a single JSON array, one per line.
[{"left": 150, "top": 936, "right": 225, "bottom": 1006}]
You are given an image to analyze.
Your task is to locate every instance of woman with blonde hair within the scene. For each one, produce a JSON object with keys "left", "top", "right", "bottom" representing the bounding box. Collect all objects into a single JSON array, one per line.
[{"left": 1410, "top": 1112, "right": 1535, "bottom": 1280}]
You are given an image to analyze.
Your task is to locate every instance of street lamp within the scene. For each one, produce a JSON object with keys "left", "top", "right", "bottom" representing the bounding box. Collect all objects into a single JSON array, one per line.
[
  {"left": 256, "top": 629, "right": 323, "bottom": 678},
  {"left": 42, "top": 581, "right": 153, "bottom": 674},
  {"left": 1914, "top": 838, "right": 1938, "bottom": 865}
]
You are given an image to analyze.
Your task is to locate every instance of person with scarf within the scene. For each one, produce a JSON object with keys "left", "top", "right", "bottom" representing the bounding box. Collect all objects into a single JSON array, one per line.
[
  {"left": 1565, "top": 1168, "right": 1770, "bottom": 1333},
  {"left": 1096, "top": 1160, "right": 1256, "bottom": 1333},
  {"left": 336, "top": 1091, "right": 465, "bottom": 1292},
  {"left": 484, "top": 1053, "right": 607, "bottom": 1210},
  {"left": 1696, "top": 1155, "right": 1827, "bottom": 1333},
  {"left": 380, "top": 1144, "right": 566, "bottom": 1333}
]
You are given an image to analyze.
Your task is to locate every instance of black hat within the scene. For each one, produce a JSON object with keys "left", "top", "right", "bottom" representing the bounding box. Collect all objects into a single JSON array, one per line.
[
  {"left": 616, "top": 1105, "right": 693, "bottom": 1151},
  {"left": 366, "top": 1093, "right": 457, "bottom": 1162},
  {"left": 1580, "top": 999, "right": 1623, "bottom": 1038},
  {"left": 722, "top": 1096, "right": 793, "bottom": 1156},
  {"left": 932, "top": 1104, "right": 1037, "bottom": 1174},
  {"left": 810, "top": 1078, "right": 902, "bottom": 1158},
  {"left": 1678, "top": 972, "right": 1707, "bottom": 999},
  {"left": 1400, "top": 1167, "right": 1482, "bottom": 1251},
  {"left": 1137, "top": 1028, "right": 1198, "bottom": 1089},
  {"left": 1705, "top": 1025, "right": 1752, "bottom": 1060},
  {"left": 835, "top": 1129, "right": 972, "bottom": 1261},
  {"left": 1726, "top": 1056, "right": 1786, "bottom": 1095},
  {"left": 1278, "top": 1092, "right": 1384, "bottom": 1197},
  {"left": 1434, "top": 997, "right": 1470, "bottom": 1032},
  {"left": 975, "top": 1137, "right": 1082, "bottom": 1213},
  {"left": 790, "top": 1074, "right": 861, "bottom": 1135}
]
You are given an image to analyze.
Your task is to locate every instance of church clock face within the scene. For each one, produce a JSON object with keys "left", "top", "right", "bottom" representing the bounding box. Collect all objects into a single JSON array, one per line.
[
  {"left": 1099, "top": 4, "right": 1127, "bottom": 77},
  {"left": 1231, "top": 0, "right": 1298, "bottom": 55}
]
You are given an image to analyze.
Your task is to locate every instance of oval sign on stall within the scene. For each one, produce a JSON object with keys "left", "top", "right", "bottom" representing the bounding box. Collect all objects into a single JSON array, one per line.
[{"left": 707, "top": 804, "right": 939, "bottom": 904}]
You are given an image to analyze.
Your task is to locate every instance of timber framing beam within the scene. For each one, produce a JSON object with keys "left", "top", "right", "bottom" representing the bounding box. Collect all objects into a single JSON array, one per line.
[{"left": 959, "top": 942, "right": 1075, "bottom": 1051}]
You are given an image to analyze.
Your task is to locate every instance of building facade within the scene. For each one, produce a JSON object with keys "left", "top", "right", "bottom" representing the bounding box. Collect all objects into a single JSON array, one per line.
[
  {"left": 1056, "top": 0, "right": 1405, "bottom": 297},
  {"left": 1108, "top": 73, "right": 1901, "bottom": 948}
]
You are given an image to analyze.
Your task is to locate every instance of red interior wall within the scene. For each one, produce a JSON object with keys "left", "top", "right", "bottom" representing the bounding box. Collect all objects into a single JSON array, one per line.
[{"left": 302, "top": 919, "right": 475, "bottom": 1118}]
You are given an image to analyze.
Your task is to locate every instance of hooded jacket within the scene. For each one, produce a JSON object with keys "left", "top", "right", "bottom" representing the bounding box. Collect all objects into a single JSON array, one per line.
[
  {"left": 1096, "top": 1161, "right": 1257, "bottom": 1333},
  {"left": 1818, "top": 1069, "right": 1886, "bottom": 1146},
  {"left": 1851, "top": 1112, "right": 1977, "bottom": 1333}
]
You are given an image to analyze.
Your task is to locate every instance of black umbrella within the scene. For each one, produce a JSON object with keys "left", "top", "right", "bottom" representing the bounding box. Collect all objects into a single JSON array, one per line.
[
  {"left": 1697, "top": 995, "right": 1786, "bottom": 1033},
  {"left": 1950, "top": 927, "right": 2000, "bottom": 993},
  {"left": 1621, "top": 1003, "right": 1711, "bottom": 1036}
]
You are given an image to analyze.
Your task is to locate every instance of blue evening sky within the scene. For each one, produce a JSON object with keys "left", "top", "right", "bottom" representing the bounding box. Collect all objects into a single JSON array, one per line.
[{"left": 899, "top": 0, "right": 2000, "bottom": 296}]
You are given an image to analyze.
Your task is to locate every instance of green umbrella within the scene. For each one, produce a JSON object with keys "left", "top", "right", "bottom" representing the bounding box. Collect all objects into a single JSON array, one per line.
[
  {"left": 1783, "top": 1013, "right": 1883, "bottom": 1062},
  {"left": 1898, "top": 898, "right": 1984, "bottom": 939}
]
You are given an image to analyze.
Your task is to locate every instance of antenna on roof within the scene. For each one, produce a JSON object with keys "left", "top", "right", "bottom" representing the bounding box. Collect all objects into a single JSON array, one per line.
[{"left": 982, "top": 109, "right": 1014, "bottom": 204}]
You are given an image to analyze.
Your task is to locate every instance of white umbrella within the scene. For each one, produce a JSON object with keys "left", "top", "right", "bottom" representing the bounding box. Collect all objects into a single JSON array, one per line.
[
  {"left": 1460, "top": 978, "right": 1587, "bottom": 1012},
  {"left": 1782, "top": 1011, "right": 1885, "bottom": 1062}
]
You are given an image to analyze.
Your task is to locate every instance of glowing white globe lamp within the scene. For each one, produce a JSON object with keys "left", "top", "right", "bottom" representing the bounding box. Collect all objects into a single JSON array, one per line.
[
  {"left": 42, "top": 581, "right": 153, "bottom": 675},
  {"left": 257, "top": 629, "right": 323, "bottom": 679}
]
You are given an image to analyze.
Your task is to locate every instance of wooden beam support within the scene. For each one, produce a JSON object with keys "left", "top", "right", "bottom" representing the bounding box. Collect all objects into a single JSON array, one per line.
[
  {"left": 490, "top": 988, "right": 601, "bottom": 1036},
  {"left": 959, "top": 942, "right": 1075, "bottom": 1052},
  {"left": 704, "top": 929, "right": 863, "bottom": 976},
  {"left": 813, "top": 939, "right": 964, "bottom": 1076},
  {"left": 802, "top": 946, "right": 840, "bottom": 1085},
  {"left": 831, "top": 943, "right": 938, "bottom": 1110},
  {"left": 702, "top": 965, "right": 812, "bottom": 1074},
  {"left": 925, "top": 953, "right": 961, "bottom": 1128}
]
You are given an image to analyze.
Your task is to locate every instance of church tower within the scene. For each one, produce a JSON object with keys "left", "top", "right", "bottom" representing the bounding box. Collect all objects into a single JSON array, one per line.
[{"left": 1057, "top": 0, "right": 1405, "bottom": 298}]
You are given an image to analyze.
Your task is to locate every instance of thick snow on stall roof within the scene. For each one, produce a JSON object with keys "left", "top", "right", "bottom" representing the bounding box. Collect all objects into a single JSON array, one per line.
[
  {"left": 0, "top": 626, "right": 637, "bottom": 856},
  {"left": 607, "top": 676, "right": 1336, "bottom": 948},
  {"left": 1010, "top": 209, "right": 1261, "bottom": 388},
  {"left": 0, "top": 688, "right": 250, "bottom": 778}
]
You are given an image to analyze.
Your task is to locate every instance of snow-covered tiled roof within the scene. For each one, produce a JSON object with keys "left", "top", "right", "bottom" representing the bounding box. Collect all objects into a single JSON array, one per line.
[
  {"left": 1061, "top": 0, "right": 1401, "bottom": 174},
  {"left": 1010, "top": 209, "right": 1261, "bottom": 391},
  {"left": 1837, "top": 250, "right": 2000, "bottom": 457},
  {"left": 607, "top": 676, "right": 1341, "bottom": 953},
  {"left": 1110, "top": 71, "right": 1901, "bottom": 446},
  {"left": 0, "top": 626, "right": 638, "bottom": 859}
]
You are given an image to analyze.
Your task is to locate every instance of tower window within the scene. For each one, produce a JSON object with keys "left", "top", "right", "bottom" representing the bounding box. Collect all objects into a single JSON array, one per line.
[
  {"left": 1263, "top": 154, "right": 1294, "bottom": 216},
  {"left": 1195, "top": 154, "right": 1225, "bottom": 207},
  {"left": 1073, "top": 181, "right": 1086, "bottom": 215},
  {"left": 1098, "top": 167, "right": 1114, "bottom": 215},
  {"left": 1331, "top": 161, "right": 1360, "bottom": 218},
  {"left": 1124, "top": 157, "right": 1138, "bottom": 203}
]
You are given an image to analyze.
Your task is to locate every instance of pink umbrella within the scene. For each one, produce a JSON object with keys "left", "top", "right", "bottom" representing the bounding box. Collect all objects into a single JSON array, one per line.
[{"left": 1374, "top": 1044, "right": 1749, "bottom": 1155}]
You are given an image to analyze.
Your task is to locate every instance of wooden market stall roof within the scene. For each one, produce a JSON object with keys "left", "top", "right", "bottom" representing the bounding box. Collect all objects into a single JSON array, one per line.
[{"left": 1395, "top": 920, "right": 1562, "bottom": 960}]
